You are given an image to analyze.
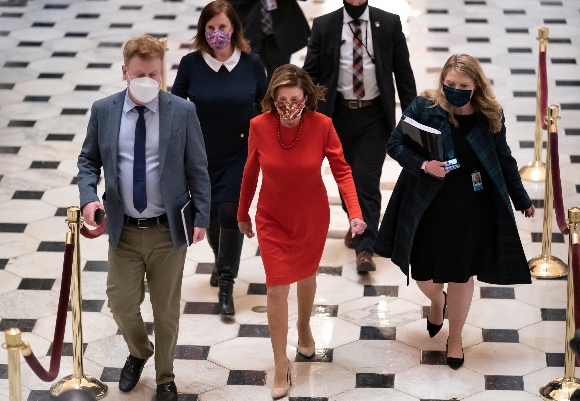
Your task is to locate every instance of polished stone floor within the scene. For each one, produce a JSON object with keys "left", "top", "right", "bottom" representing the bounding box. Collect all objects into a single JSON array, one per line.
[{"left": 1, "top": 0, "right": 580, "bottom": 400}]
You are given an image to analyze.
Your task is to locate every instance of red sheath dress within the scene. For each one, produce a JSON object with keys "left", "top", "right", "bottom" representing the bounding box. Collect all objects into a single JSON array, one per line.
[{"left": 237, "top": 111, "right": 362, "bottom": 286}]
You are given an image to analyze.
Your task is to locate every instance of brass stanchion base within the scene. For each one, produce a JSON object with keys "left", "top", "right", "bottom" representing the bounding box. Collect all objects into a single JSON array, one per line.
[
  {"left": 529, "top": 255, "right": 568, "bottom": 278},
  {"left": 540, "top": 377, "right": 580, "bottom": 400},
  {"left": 520, "top": 162, "right": 546, "bottom": 182},
  {"left": 50, "top": 374, "right": 108, "bottom": 399}
]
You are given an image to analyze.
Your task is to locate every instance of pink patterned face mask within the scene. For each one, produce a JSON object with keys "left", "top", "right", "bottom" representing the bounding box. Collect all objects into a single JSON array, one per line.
[
  {"left": 205, "top": 29, "right": 232, "bottom": 51},
  {"left": 274, "top": 97, "right": 307, "bottom": 120}
]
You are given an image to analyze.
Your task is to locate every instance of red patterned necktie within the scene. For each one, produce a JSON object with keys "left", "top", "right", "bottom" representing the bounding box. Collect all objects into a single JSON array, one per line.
[{"left": 351, "top": 19, "right": 365, "bottom": 99}]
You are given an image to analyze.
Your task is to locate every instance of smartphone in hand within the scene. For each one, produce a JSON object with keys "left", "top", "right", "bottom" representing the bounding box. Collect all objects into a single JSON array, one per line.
[{"left": 94, "top": 208, "right": 106, "bottom": 225}]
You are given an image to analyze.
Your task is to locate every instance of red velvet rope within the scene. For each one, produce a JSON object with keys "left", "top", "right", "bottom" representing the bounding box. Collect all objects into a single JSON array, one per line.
[
  {"left": 573, "top": 244, "right": 580, "bottom": 331},
  {"left": 548, "top": 128, "right": 580, "bottom": 332},
  {"left": 549, "top": 130, "right": 570, "bottom": 235},
  {"left": 23, "top": 243, "right": 74, "bottom": 381},
  {"left": 80, "top": 217, "right": 107, "bottom": 239},
  {"left": 539, "top": 51, "right": 548, "bottom": 131}
]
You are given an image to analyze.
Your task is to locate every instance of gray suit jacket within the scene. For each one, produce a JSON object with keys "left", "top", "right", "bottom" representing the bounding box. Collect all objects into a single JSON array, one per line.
[{"left": 77, "top": 89, "right": 211, "bottom": 249}]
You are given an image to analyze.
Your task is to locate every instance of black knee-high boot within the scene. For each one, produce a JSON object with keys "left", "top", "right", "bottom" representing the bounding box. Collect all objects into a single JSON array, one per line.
[
  {"left": 206, "top": 217, "right": 220, "bottom": 287},
  {"left": 217, "top": 228, "right": 244, "bottom": 316}
]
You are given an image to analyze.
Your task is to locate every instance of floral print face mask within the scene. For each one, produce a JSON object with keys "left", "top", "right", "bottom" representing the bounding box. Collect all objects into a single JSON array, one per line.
[
  {"left": 274, "top": 97, "right": 307, "bottom": 120},
  {"left": 205, "top": 29, "right": 232, "bottom": 51}
]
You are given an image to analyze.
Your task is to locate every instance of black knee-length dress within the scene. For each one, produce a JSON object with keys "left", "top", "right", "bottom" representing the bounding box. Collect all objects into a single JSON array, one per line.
[{"left": 410, "top": 113, "right": 496, "bottom": 283}]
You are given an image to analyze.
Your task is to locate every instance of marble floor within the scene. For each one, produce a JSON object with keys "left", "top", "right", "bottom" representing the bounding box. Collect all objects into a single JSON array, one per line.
[{"left": 1, "top": 0, "right": 580, "bottom": 400}]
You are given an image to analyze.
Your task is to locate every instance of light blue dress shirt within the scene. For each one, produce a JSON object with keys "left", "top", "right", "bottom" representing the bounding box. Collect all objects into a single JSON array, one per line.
[{"left": 118, "top": 91, "right": 165, "bottom": 218}]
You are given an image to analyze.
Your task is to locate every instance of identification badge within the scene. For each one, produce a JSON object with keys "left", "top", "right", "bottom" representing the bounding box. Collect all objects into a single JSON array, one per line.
[
  {"left": 263, "top": 0, "right": 278, "bottom": 11},
  {"left": 472, "top": 171, "right": 483, "bottom": 191},
  {"left": 444, "top": 158, "right": 460, "bottom": 172}
]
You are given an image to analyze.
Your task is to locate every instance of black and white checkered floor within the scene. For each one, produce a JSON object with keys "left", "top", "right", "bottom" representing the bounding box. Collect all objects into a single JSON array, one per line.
[{"left": 1, "top": 0, "right": 580, "bottom": 399}]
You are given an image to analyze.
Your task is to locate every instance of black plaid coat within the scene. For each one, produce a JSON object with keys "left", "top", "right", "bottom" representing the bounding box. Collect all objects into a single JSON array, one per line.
[{"left": 375, "top": 96, "right": 532, "bottom": 285}]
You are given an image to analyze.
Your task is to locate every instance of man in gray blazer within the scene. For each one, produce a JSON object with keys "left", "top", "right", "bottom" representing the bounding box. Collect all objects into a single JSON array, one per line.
[{"left": 77, "top": 35, "right": 210, "bottom": 401}]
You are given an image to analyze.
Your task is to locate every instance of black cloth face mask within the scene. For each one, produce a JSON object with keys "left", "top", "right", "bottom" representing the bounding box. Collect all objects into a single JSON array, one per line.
[{"left": 343, "top": 0, "right": 368, "bottom": 20}]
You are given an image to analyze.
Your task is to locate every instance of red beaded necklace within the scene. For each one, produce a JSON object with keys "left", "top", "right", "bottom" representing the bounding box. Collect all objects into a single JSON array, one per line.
[{"left": 277, "top": 116, "right": 304, "bottom": 150}]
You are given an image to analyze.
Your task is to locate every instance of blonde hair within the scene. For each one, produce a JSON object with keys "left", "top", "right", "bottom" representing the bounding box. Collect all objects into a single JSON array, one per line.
[
  {"left": 123, "top": 35, "right": 165, "bottom": 66},
  {"left": 422, "top": 54, "right": 503, "bottom": 133},
  {"left": 261, "top": 64, "right": 326, "bottom": 113}
]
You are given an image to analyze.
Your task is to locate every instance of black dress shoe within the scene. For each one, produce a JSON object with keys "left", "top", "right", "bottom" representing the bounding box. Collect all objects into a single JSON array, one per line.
[
  {"left": 119, "top": 354, "right": 148, "bottom": 392},
  {"left": 427, "top": 291, "right": 447, "bottom": 338},
  {"left": 446, "top": 340, "right": 464, "bottom": 370},
  {"left": 209, "top": 265, "right": 219, "bottom": 287},
  {"left": 157, "top": 381, "right": 178, "bottom": 401}
]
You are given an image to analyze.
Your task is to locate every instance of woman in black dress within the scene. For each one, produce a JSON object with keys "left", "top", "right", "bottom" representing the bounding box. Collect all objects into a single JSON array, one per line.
[
  {"left": 375, "top": 54, "right": 535, "bottom": 369},
  {"left": 172, "top": 0, "right": 268, "bottom": 316}
]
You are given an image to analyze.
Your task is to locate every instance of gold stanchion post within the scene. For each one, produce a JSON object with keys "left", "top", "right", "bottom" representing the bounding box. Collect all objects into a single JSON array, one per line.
[
  {"left": 158, "top": 37, "right": 168, "bottom": 92},
  {"left": 50, "top": 207, "right": 108, "bottom": 399},
  {"left": 520, "top": 27, "right": 549, "bottom": 182},
  {"left": 540, "top": 207, "right": 580, "bottom": 400},
  {"left": 529, "top": 105, "right": 568, "bottom": 278},
  {"left": 4, "top": 328, "right": 23, "bottom": 401}
]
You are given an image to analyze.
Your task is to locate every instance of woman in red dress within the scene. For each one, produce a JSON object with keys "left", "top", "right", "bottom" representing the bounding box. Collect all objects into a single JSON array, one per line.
[{"left": 238, "top": 65, "right": 366, "bottom": 399}]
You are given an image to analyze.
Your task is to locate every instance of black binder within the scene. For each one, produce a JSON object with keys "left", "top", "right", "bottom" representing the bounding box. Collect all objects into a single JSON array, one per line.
[{"left": 401, "top": 116, "right": 444, "bottom": 161}]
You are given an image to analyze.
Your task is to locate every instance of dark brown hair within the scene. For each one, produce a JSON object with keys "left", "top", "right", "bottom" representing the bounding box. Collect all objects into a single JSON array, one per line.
[
  {"left": 191, "top": 0, "right": 251, "bottom": 54},
  {"left": 422, "top": 54, "right": 503, "bottom": 133},
  {"left": 262, "top": 64, "right": 326, "bottom": 113},
  {"left": 123, "top": 35, "right": 165, "bottom": 65}
]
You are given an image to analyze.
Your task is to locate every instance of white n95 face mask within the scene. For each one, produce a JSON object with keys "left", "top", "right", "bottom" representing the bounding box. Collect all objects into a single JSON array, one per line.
[{"left": 128, "top": 77, "right": 160, "bottom": 104}]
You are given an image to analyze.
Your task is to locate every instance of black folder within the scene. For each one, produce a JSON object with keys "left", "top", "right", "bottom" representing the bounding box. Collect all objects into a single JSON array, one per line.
[{"left": 401, "top": 116, "right": 444, "bottom": 161}]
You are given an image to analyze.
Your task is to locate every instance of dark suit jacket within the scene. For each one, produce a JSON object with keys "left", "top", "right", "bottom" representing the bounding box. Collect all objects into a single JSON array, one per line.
[
  {"left": 228, "top": 0, "right": 310, "bottom": 55},
  {"left": 77, "top": 90, "right": 211, "bottom": 249},
  {"left": 303, "top": 6, "right": 417, "bottom": 132},
  {"left": 375, "top": 96, "right": 532, "bottom": 285}
]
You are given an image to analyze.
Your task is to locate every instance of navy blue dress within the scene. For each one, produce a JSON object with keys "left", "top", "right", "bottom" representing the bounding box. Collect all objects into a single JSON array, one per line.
[{"left": 172, "top": 50, "right": 268, "bottom": 202}]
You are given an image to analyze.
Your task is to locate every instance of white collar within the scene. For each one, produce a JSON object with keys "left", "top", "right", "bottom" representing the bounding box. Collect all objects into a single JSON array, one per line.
[
  {"left": 202, "top": 47, "right": 242, "bottom": 72},
  {"left": 343, "top": 7, "right": 370, "bottom": 24},
  {"left": 123, "top": 89, "right": 159, "bottom": 114}
]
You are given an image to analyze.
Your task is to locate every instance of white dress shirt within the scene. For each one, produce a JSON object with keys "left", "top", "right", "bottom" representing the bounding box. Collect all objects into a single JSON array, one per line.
[
  {"left": 118, "top": 91, "right": 165, "bottom": 218},
  {"left": 337, "top": 7, "right": 380, "bottom": 101},
  {"left": 202, "top": 47, "right": 242, "bottom": 72}
]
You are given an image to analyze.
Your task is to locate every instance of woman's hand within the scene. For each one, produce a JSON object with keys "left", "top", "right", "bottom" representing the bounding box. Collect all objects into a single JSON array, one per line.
[
  {"left": 350, "top": 218, "right": 366, "bottom": 236},
  {"left": 425, "top": 160, "right": 448, "bottom": 178},
  {"left": 521, "top": 205, "right": 536, "bottom": 218},
  {"left": 238, "top": 221, "right": 255, "bottom": 238}
]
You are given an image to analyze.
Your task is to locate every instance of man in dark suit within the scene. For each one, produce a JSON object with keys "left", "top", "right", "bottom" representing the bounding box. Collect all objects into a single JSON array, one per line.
[
  {"left": 77, "top": 35, "right": 210, "bottom": 401},
  {"left": 228, "top": 0, "right": 310, "bottom": 80},
  {"left": 304, "top": 0, "right": 416, "bottom": 272}
]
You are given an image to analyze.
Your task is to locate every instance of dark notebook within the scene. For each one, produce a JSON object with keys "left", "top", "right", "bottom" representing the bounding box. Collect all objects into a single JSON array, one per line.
[
  {"left": 181, "top": 198, "right": 194, "bottom": 246},
  {"left": 401, "top": 116, "right": 444, "bottom": 161}
]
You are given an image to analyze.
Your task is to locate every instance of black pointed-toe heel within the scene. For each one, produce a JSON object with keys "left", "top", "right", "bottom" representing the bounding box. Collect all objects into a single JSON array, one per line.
[
  {"left": 427, "top": 291, "right": 447, "bottom": 338},
  {"left": 446, "top": 339, "right": 464, "bottom": 370}
]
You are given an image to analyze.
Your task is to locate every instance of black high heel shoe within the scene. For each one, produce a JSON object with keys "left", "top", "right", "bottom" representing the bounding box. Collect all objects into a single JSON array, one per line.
[
  {"left": 446, "top": 339, "right": 464, "bottom": 370},
  {"left": 427, "top": 291, "right": 447, "bottom": 338}
]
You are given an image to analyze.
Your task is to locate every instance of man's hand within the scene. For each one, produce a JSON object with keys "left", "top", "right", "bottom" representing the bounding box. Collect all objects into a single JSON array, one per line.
[
  {"left": 192, "top": 227, "right": 206, "bottom": 244},
  {"left": 82, "top": 201, "right": 104, "bottom": 227}
]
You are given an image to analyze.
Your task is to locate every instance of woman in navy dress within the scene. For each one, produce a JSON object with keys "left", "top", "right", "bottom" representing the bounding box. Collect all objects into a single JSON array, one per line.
[{"left": 172, "top": 0, "right": 268, "bottom": 316}]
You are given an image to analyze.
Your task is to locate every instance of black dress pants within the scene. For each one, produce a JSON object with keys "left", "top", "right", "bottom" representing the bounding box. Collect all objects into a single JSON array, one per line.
[
  {"left": 259, "top": 34, "right": 291, "bottom": 82},
  {"left": 332, "top": 101, "right": 390, "bottom": 255}
]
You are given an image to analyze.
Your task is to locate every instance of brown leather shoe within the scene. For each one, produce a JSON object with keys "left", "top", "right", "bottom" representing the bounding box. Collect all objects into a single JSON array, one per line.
[
  {"left": 344, "top": 228, "right": 355, "bottom": 249},
  {"left": 356, "top": 250, "right": 376, "bottom": 272}
]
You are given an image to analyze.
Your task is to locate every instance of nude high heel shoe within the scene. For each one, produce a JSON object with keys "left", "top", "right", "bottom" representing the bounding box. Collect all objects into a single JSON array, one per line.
[
  {"left": 271, "top": 359, "right": 293, "bottom": 399},
  {"left": 297, "top": 341, "right": 316, "bottom": 358}
]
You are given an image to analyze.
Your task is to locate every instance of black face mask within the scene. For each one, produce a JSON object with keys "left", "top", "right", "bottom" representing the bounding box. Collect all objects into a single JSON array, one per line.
[{"left": 343, "top": 0, "right": 368, "bottom": 20}]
